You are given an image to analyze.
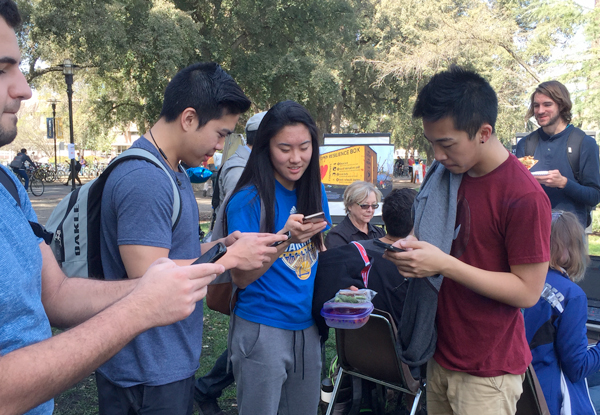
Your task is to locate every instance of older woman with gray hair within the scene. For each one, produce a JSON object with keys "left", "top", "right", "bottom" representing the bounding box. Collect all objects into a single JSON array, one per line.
[{"left": 324, "top": 180, "right": 385, "bottom": 249}]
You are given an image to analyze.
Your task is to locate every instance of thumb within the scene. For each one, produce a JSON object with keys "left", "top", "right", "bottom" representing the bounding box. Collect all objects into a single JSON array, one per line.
[{"left": 398, "top": 239, "right": 423, "bottom": 250}]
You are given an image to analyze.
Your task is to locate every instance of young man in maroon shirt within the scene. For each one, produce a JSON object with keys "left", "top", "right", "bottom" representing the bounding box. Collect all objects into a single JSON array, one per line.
[{"left": 385, "top": 66, "right": 551, "bottom": 414}]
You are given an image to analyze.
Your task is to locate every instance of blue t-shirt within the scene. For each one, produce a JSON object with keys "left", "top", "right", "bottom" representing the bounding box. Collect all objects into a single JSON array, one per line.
[
  {"left": 0, "top": 165, "right": 53, "bottom": 415},
  {"left": 524, "top": 269, "right": 600, "bottom": 415},
  {"left": 227, "top": 180, "right": 330, "bottom": 330},
  {"left": 99, "top": 137, "right": 203, "bottom": 387}
]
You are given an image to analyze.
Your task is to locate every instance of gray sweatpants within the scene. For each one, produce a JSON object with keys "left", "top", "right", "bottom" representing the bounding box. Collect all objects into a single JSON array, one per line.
[{"left": 230, "top": 314, "right": 321, "bottom": 415}]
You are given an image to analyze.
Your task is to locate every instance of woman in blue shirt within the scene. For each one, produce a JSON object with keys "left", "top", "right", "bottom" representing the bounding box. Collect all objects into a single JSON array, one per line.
[
  {"left": 225, "top": 100, "right": 331, "bottom": 415},
  {"left": 524, "top": 210, "right": 600, "bottom": 414}
]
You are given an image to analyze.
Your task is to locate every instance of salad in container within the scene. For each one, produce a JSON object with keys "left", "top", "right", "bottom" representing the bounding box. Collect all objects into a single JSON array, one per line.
[{"left": 320, "top": 289, "right": 377, "bottom": 329}]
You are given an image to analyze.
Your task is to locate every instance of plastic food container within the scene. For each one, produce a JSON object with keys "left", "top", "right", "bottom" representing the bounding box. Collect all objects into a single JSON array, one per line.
[{"left": 320, "top": 301, "right": 374, "bottom": 329}]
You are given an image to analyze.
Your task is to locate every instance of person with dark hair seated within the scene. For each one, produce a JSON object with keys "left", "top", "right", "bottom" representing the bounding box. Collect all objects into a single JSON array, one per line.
[
  {"left": 314, "top": 188, "right": 417, "bottom": 339},
  {"left": 313, "top": 188, "right": 418, "bottom": 414}
]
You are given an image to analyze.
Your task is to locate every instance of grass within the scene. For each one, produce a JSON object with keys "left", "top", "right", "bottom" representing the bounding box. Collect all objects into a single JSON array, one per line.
[
  {"left": 52, "top": 303, "right": 339, "bottom": 415},
  {"left": 58, "top": 211, "right": 600, "bottom": 414}
]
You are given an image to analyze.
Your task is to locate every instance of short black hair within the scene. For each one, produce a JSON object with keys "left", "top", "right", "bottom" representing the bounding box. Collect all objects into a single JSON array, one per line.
[
  {"left": 160, "top": 62, "right": 251, "bottom": 128},
  {"left": 413, "top": 65, "right": 497, "bottom": 139},
  {"left": 246, "top": 130, "right": 257, "bottom": 147},
  {"left": 0, "top": 0, "right": 20, "bottom": 28},
  {"left": 20, "top": 148, "right": 26, "bottom": 153},
  {"left": 382, "top": 188, "right": 417, "bottom": 238}
]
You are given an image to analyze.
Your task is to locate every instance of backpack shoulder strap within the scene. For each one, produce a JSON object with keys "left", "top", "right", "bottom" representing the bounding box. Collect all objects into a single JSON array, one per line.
[
  {"left": 0, "top": 167, "right": 53, "bottom": 244},
  {"left": 566, "top": 127, "right": 586, "bottom": 183},
  {"left": 524, "top": 131, "right": 539, "bottom": 157},
  {"left": 106, "top": 148, "right": 182, "bottom": 230},
  {"left": 0, "top": 166, "right": 21, "bottom": 207}
]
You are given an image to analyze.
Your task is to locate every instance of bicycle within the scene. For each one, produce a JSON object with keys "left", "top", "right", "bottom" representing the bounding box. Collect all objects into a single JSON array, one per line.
[
  {"left": 37, "top": 163, "right": 57, "bottom": 183},
  {"left": 22, "top": 165, "right": 45, "bottom": 196}
]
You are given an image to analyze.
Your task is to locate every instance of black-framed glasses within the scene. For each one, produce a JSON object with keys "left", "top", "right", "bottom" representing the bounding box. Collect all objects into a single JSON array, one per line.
[{"left": 357, "top": 203, "right": 379, "bottom": 210}]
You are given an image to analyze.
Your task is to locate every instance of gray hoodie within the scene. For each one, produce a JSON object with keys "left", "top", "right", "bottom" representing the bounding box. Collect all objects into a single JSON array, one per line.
[
  {"left": 216, "top": 145, "right": 251, "bottom": 209},
  {"left": 397, "top": 160, "right": 462, "bottom": 366}
]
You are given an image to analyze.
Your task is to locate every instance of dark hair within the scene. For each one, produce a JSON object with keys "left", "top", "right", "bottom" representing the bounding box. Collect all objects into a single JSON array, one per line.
[
  {"left": 413, "top": 65, "right": 498, "bottom": 140},
  {"left": 20, "top": 148, "right": 26, "bottom": 153},
  {"left": 231, "top": 100, "right": 324, "bottom": 250},
  {"left": 526, "top": 80, "right": 572, "bottom": 125},
  {"left": 159, "top": 62, "right": 251, "bottom": 129},
  {"left": 246, "top": 130, "right": 257, "bottom": 147},
  {"left": 382, "top": 188, "right": 417, "bottom": 238},
  {"left": 0, "top": 0, "right": 21, "bottom": 29}
]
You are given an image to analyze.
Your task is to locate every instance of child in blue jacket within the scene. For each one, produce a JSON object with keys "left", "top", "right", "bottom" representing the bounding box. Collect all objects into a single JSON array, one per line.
[{"left": 524, "top": 210, "right": 600, "bottom": 414}]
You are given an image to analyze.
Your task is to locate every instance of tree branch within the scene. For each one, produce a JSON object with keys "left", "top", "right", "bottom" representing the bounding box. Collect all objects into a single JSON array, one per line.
[
  {"left": 26, "top": 64, "right": 98, "bottom": 83},
  {"left": 499, "top": 43, "right": 541, "bottom": 83}
]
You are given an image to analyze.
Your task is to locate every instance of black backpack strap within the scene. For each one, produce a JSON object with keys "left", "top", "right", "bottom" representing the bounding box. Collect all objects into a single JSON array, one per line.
[
  {"left": 106, "top": 148, "right": 182, "bottom": 230},
  {"left": 0, "top": 167, "right": 53, "bottom": 244},
  {"left": 211, "top": 166, "right": 222, "bottom": 211},
  {"left": 524, "top": 131, "right": 539, "bottom": 157},
  {"left": 0, "top": 167, "right": 21, "bottom": 207},
  {"left": 566, "top": 128, "right": 586, "bottom": 183}
]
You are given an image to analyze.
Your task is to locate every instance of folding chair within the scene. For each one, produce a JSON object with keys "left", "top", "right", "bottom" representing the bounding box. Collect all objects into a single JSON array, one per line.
[
  {"left": 325, "top": 309, "right": 425, "bottom": 415},
  {"left": 516, "top": 364, "right": 550, "bottom": 415}
]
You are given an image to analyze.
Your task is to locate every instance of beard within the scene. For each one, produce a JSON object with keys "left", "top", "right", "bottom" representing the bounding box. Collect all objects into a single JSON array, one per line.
[
  {"left": 536, "top": 112, "right": 561, "bottom": 129},
  {"left": 0, "top": 123, "right": 17, "bottom": 148}
]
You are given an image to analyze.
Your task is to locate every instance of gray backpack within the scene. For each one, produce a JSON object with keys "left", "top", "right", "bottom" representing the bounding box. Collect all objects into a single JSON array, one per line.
[
  {"left": 9, "top": 153, "right": 26, "bottom": 169},
  {"left": 45, "top": 148, "right": 182, "bottom": 278}
]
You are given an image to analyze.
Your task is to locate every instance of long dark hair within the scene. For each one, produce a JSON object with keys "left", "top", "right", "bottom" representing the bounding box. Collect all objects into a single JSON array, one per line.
[{"left": 231, "top": 100, "right": 324, "bottom": 250}]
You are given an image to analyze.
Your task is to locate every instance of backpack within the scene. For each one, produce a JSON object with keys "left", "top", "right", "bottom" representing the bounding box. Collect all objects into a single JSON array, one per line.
[
  {"left": 206, "top": 192, "right": 266, "bottom": 314},
  {"left": 45, "top": 148, "right": 182, "bottom": 279},
  {"left": 523, "top": 127, "right": 592, "bottom": 226},
  {"left": 9, "top": 153, "right": 26, "bottom": 169}
]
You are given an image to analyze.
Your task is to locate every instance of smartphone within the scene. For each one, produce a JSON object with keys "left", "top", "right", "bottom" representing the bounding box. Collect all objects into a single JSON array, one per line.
[
  {"left": 303, "top": 212, "right": 325, "bottom": 224},
  {"left": 193, "top": 242, "right": 227, "bottom": 264},
  {"left": 373, "top": 238, "right": 405, "bottom": 252},
  {"left": 271, "top": 230, "right": 292, "bottom": 247}
]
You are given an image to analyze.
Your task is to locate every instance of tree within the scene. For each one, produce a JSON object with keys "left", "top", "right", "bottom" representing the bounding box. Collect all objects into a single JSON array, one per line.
[
  {"left": 355, "top": 0, "right": 583, "bottom": 157},
  {"left": 16, "top": 0, "right": 371, "bottom": 138},
  {"left": 559, "top": 0, "right": 600, "bottom": 131}
]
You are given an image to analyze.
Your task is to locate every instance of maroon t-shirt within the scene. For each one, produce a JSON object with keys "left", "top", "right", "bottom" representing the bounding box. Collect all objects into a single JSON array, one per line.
[{"left": 434, "top": 153, "right": 551, "bottom": 377}]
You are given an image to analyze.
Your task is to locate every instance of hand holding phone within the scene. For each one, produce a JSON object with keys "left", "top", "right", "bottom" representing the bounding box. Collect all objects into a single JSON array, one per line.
[
  {"left": 271, "top": 230, "right": 292, "bottom": 247},
  {"left": 193, "top": 242, "right": 227, "bottom": 264},
  {"left": 302, "top": 212, "right": 325, "bottom": 224},
  {"left": 373, "top": 238, "right": 405, "bottom": 252}
]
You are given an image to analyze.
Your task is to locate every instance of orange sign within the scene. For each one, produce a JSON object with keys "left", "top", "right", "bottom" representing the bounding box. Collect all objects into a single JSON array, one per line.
[{"left": 319, "top": 145, "right": 377, "bottom": 185}]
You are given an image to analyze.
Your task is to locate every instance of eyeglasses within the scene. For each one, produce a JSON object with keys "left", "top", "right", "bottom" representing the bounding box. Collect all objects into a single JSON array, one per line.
[{"left": 357, "top": 203, "right": 379, "bottom": 210}]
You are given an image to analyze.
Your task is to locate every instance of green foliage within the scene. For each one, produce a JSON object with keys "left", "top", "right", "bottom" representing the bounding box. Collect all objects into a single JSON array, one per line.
[
  {"left": 358, "top": 0, "right": 584, "bottom": 156},
  {"left": 13, "top": 0, "right": 594, "bottom": 157}
]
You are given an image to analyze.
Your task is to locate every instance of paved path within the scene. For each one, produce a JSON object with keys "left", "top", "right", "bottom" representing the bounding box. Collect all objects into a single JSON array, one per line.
[
  {"left": 29, "top": 178, "right": 418, "bottom": 226},
  {"left": 29, "top": 180, "right": 214, "bottom": 226}
]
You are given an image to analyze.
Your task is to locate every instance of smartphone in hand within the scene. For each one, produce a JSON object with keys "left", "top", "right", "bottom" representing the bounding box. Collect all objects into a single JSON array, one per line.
[
  {"left": 271, "top": 230, "right": 292, "bottom": 247},
  {"left": 193, "top": 242, "right": 227, "bottom": 264},
  {"left": 302, "top": 212, "right": 325, "bottom": 224},
  {"left": 373, "top": 239, "right": 405, "bottom": 252}
]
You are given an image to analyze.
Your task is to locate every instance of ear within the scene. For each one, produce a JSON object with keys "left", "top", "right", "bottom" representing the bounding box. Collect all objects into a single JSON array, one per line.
[
  {"left": 478, "top": 123, "right": 493, "bottom": 144},
  {"left": 179, "top": 107, "right": 198, "bottom": 132}
]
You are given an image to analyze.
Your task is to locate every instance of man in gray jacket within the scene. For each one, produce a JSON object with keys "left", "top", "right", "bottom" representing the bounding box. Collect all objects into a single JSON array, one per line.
[
  {"left": 215, "top": 111, "right": 267, "bottom": 209},
  {"left": 195, "top": 110, "right": 266, "bottom": 415}
]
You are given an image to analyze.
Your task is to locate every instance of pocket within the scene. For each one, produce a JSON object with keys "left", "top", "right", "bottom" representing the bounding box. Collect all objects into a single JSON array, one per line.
[{"left": 236, "top": 317, "right": 261, "bottom": 358}]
